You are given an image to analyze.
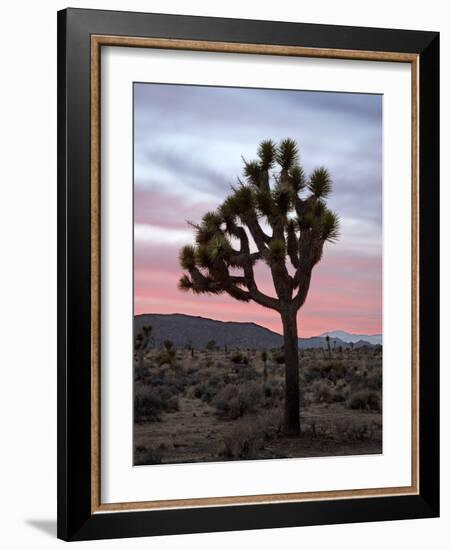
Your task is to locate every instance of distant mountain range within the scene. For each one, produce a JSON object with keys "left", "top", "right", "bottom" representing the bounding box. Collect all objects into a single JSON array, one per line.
[
  {"left": 135, "top": 313, "right": 381, "bottom": 350},
  {"left": 320, "top": 330, "right": 382, "bottom": 346}
]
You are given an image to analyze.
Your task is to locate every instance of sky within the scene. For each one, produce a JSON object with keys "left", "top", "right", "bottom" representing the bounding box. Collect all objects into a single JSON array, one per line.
[{"left": 133, "top": 83, "right": 382, "bottom": 337}]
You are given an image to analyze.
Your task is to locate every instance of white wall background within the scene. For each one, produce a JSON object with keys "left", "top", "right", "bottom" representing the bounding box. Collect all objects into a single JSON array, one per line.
[{"left": 0, "top": 1, "right": 448, "bottom": 548}]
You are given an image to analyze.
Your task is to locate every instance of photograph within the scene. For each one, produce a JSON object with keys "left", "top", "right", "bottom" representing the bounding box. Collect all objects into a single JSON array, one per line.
[{"left": 133, "top": 82, "right": 383, "bottom": 466}]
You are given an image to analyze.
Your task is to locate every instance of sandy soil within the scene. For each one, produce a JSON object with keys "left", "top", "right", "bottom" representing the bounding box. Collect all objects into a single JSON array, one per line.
[{"left": 134, "top": 398, "right": 382, "bottom": 464}]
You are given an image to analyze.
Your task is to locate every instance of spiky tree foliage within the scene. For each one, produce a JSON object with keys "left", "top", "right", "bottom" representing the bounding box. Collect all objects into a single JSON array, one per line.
[{"left": 179, "top": 139, "right": 339, "bottom": 434}]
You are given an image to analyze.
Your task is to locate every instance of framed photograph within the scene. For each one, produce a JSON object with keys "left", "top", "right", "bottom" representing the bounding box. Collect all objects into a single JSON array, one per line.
[{"left": 57, "top": 8, "right": 439, "bottom": 541}]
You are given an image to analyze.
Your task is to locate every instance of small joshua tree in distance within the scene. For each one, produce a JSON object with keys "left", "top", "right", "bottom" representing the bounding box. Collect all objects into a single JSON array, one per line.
[
  {"left": 178, "top": 138, "right": 339, "bottom": 434},
  {"left": 326, "top": 334, "right": 332, "bottom": 360},
  {"left": 134, "top": 324, "right": 153, "bottom": 369}
]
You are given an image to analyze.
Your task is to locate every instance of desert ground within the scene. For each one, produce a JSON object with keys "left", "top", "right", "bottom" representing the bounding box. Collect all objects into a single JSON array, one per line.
[{"left": 134, "top": 343, "right": 382, "bottom": 465}]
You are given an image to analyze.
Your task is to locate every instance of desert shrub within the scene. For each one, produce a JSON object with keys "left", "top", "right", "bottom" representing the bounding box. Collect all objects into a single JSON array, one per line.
[
  {"left": 195, "top": 373, "right": 225, "bottom": 403},
  {"left": 157, "top": 349, "right": 175, "bottom": 366},
  {"left": 219, "top": 425, "right": 264, "bottom": 459},
  {"left": 192, "top": 384, "right": 204, "bottom": 399},
  {"left": 344, "top": 370, "right": 363, "bottom": 387},
  {"left": 212, "top": 384, "right": 239, "bottom": 418},
  {"left": 134, "top": 388, "right": 163, "bottom": 422},
  {"left": 334, "top": 362, "right": 348, "bottom": 374},
  {"left": 366, "top": 370, "right": 382, "bottom": 390},
  {"left": 205, "top": 340, "right": 217, "bottom": 350},
  {"left": 148, "top": 368, "right": 165, "bottom": 386},
  {"left": 173, "top": 371, "right": 190, "bottom": 392},
  {"left": 233, "top": 364, "right": 258, "bottom": 382},
  {"left": 134, "top": 364, "right": 149, "bottom": 383},
  {"left": 218, "top": 424, "right": 262, "bottom": 459},
  {"left": 239, "top": 381, "right": 261, "bottom": 412},
  {"left": 273, "top": 351, "right": 285, "bottom": 364},
  {"left": 212, "top": 381, "right": 262, "bottom": 419},
  {"left": 186, "top": 385, "right": 198, "bottom": 399},
  {"left": 347, "top": 390, "right": 381, "bottom": 411},
  {"left": 310, "top": 379, "right": 335, "bottom": 403},
  {"left": 326, "top": 362, "right": 347, "bottom": 382},
  {"left": 207, "top": 374, "right": 222, "bottom": 388},
  {"left": 159, "top": 385, "right": 180, "bottom": 403},
  {"left": 200, "top": 384, "right": 216, "bottom": 404},
  {"left": 303, "top": 364, "right": 321, "bottom": 383},
  {"left": 219, "top": 412, "right": 282, "bottom": 459},
  {"left": 166, "top": 395, "right": 179, "bottom": 412},
  {"left": 135, "top": 371, "right": 184, "bottom": 422},
  {"left": 333, "top": 419, "right": 381, "bottom": 442},
  {"left": 260, "top": 408, "right": 283, "bottom": 435},
  {"left": 342, "top": 424, "right": 370, "bottom": 441},
  {"left": 134, "top": 445, "right": 163, "bottom": 465},
  {"left": 306, "top": 378, "right": 347, "bottom": 404},
  {"left": 263, "top": 380, "right": 284, "bottom": 406},
  {"left": 164, "top": 370, "right": 179, "bottom": 386},
  {"left": 186, "top": 365, "right": 199, "bottom": 375},
  {"left": 229, "top": 351, "right": 250, "bottom": 365},
  {"left": 226, "top": 398, "right": 241, "bottom": 419},
  {"left": 332, "top": 389, "right": 347, "bottom": 402},
  {"left": 304, "top": 361, "right": 348, "bottom": 384},
  {"left": 231, "top": 352, "right": 244, "bottom": 364},
  {"left": 307, "top": 419, "right": 333, "bottom": 439},
  {"left": 199, "top": 384, "right": 212, "bottom": 402}
]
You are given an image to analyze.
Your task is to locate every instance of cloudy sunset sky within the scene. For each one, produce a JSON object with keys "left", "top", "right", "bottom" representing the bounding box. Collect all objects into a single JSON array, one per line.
[{"left": 134, "top": 83, "right": 382, "bottom": 337}]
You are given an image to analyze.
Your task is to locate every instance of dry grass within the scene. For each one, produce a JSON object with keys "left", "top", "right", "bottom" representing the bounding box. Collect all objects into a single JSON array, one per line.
[{"left": 134, "top": 346, "right": 382, "bottom": 465}]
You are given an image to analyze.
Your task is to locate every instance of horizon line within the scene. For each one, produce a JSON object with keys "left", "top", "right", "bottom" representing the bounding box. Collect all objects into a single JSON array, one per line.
[{"left": 134, "top": 312, "right": 382, "bottom": 338}]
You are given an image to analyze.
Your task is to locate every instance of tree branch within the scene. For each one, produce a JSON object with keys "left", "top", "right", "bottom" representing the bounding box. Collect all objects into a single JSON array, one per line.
[
  {"left": 292, "top": 271, "right": 312, "bottom": 310},
  {"left": 227, "top": 219, "right": 279, "bottom": 310},
  {"left": 287, "top": 221, "right": 300, "bottom": 269},
  {"left": 242, "top": 211, "right": 271, "bottom": 251},
  {"left": 248, "top": 286, "right": 279, "bottom": 310}
]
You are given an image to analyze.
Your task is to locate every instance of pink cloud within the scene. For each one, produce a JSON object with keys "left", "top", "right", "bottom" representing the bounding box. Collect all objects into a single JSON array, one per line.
[
  {"left": 134, "top": 187, "right": 217, "bottom": 230},
  {"left": 134, "top": 246, "right": 382, "bottom": 337}
]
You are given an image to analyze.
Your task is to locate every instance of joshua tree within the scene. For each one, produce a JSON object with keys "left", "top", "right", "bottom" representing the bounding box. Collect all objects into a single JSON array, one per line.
[
  {"left": 178, "top": 139, "right": 339, "bottom": 434},
  {"left": 206, "top": 339, "right": 217, "bottom": 351},
  {"left": 186, "top": 340, "right": 195, "bottom": 357},
  {"left": 326, "top": 334, "right": 332, "bottom": 360},
  {"left": 134, "top": 324, "right": 153, "bottom": 369},
  {"left": 158, "top": 339, "right": 176, "bottom": 365},
  {"left": 163, "top": 339, "right": 174, "bottom": 352}
]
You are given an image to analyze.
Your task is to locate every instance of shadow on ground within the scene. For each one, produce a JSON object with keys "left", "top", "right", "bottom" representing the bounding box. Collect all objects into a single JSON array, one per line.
[{"left": 25, "top": 519, "right": 57, "bottom": 538}]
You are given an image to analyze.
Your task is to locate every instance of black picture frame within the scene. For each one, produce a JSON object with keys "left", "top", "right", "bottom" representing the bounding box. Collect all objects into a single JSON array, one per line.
[{"left": 57, "top": 7, "right": 439, "bottom": 541}]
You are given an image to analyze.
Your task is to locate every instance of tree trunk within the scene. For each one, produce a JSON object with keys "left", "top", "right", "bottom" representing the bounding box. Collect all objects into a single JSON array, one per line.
[{"left": 281, "top": 308, "right": 300, "bottom": 435}]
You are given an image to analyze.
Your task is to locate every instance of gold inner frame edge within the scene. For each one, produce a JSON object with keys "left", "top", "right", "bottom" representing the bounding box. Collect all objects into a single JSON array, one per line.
[{"left": 90, "top": 35, "right": 420, "bottom": 514}]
